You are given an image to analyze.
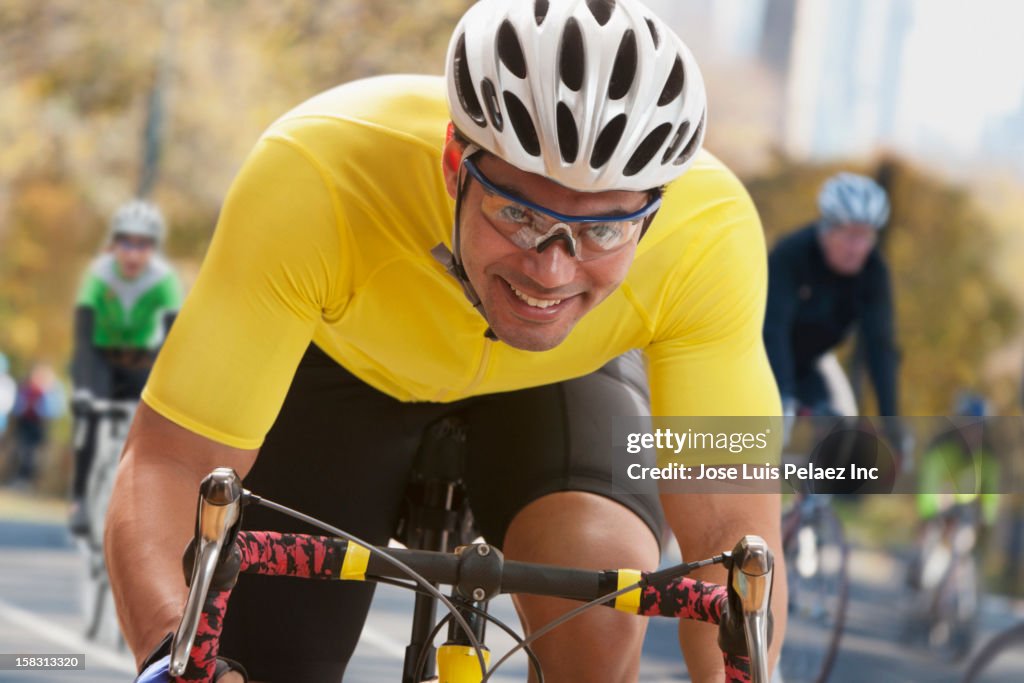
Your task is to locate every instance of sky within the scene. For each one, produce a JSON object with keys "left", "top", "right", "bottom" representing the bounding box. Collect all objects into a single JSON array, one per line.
[{"left": 897, "top": 0, "right": 1024, "bottom": 154}]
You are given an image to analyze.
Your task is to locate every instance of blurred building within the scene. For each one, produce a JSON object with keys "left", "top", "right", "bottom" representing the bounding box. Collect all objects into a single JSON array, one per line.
[
  {"left": 982, "top": 92, "right": 1024, "bottom": 174},
  {"left": 652, "top": 0, "right": 1024, "bottom": 172},
  {"left": 653, "top": 0, "right": 913, "bottom": 163},
  {"left": 780, "top": 0, "right": 913, "bottom": 159},
  {"left": 758, "top": 0, "right": 797, "bottom": 76}
]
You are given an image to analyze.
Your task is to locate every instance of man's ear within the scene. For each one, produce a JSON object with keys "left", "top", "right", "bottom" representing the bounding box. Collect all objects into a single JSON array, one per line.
[{"left": 441, "top": 131, "right": 464, "bottom": 200}]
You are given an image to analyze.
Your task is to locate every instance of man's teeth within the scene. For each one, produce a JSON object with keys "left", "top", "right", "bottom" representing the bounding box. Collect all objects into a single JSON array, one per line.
[{"left": 510, "top": 284, "right": 562, "bottom": 309}]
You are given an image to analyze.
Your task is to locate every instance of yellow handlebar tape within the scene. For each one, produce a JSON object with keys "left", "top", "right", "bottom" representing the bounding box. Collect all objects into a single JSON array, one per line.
[
  {"left": 614, "top": 569, "right": 642, "bottom": 613},
  {"left": 340, "top": 541, "right": 370, "bottom": 581}
]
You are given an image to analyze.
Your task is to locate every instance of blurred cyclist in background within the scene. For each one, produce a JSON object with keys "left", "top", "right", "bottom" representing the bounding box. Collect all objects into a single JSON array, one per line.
[
  {"left": 69, "top": 200, "right": 181, "bottom": 534},
  {"left": 763, "top": 173, "right": 907, "bottom": 475},
  {"left": 914, "top": 393, "right": 1000, "bottom": 546},
  {"left": 8, "top": 363, "right": 65, "bottom": 488},
  {"left": 905, "top": 392, "right": 999, "bottom": 653}
]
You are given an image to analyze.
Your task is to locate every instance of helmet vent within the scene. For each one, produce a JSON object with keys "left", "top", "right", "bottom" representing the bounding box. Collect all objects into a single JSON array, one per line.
[
  {"left": 534, "top": 0, "right": 549, "bottom": 26},
  {"left": 454, "top": 33, "right": 486, "bottom": 126},
  {"left": 480, "top": 78, "right": 504, "bottom": 131},
  {"left": 590, "top": 114, "right": 627, "bottom": 169},
  {"left": 497, "top": 20, "right": 528, "bottom": 79},
  {"left": 645, "top": 18, "right": 660, "bottom": 48},
  {"left": 624, "top": 123, "right": 672, "bottom": 177},
  {"left": 586, "top": 0, "right": 615, "bottom": 26},
  {"left": 556, "top": 102, "right": 580, "bottom": 163},
  {"left": 658, "top": 55, "right": 684, "bottom": 106},
  {"left": 661, "top": 120, "right": 691, "bottom": 164},
  {"left": 559, "top": 18, "right": 585, "bottom": 92},
  {"left": 503, "top": 91, "right": 542, "bottom": 157},
  {"left": 608, "top": 29, "right": 637, "bottom": 100},
  {"left": 674, "top": 112, "right": 704, "bottom": 166}
]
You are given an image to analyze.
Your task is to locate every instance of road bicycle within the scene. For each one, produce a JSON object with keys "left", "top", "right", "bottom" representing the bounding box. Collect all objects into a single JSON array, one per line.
[
  {"left": 777, "top": 413, "right": 858, "bottom": 683},
  {"left": 73, "top": 397, "right": 136, "bottom": 645},
  {"left": 161, "top": 467, "right": 776, "bottom": 682},
  {"left": 904, "top": 503, "right": 981, "bottom": 660},
  {"left": 777, "top": 489, "right": 849, "bottom": 683}
]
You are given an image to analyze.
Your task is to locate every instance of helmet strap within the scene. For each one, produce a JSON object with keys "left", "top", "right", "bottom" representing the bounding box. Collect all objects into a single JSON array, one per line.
[{"left": 431, "top": 144, "right": 498, "bottom": 340}]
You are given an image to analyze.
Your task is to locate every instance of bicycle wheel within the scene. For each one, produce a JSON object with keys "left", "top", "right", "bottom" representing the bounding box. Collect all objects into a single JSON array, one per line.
[
  {"left": 962, "top": 622, "right": 1024, "bottom": 682},
  {"left": 79, "top": 422, "right": 123, "bottom": 644},
  {"left": 778, "top": 498, "right": 850, "bottom": 683},
  {"left": 78, "top": 539, "right": 110, "bottom": 640}
]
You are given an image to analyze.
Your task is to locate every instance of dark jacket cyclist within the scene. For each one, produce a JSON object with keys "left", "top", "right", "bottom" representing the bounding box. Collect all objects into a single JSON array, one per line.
[{"left": 764, "top": 173, "right": 899, "bottom": 418}]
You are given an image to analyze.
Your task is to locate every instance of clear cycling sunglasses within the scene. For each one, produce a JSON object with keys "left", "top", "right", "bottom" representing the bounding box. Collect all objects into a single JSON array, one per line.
[{"left": 461, "top": 156, "right": 661, "bottom": 261}]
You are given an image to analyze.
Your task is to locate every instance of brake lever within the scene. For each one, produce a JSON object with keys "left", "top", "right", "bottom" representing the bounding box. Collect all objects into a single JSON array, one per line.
[
  {"left": 727, "top": 535, "right": 774, "bottom": 683},
  {"left": 169, "top": 468, "right": 244, "bottom": 677}
]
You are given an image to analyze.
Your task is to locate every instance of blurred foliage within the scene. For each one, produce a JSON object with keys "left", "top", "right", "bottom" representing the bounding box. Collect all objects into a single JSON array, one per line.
[
  {"left": 746, "top": 156, "right": 1020, "bottom": 415},
  {"left": 0, "top": 0, "right": 470, "bottom": 376}
]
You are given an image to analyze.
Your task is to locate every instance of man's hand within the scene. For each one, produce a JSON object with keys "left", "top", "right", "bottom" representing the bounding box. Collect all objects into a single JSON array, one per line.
[
  {"left": 70, "top": 388, "right": 94, "bottom": 415},
  {"left": 135, "top": 655, "right": 248, "bottom": 682}
]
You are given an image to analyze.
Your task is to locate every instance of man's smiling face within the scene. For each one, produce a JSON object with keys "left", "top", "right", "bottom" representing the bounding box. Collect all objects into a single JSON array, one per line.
[{"left": 443, "top": 141, "right": 651, "bottom": 351}]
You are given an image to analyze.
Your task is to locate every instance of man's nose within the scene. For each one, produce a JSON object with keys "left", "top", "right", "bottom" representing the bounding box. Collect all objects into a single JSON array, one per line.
[{"left": 524, "top": 238, "right": 577, "bottom": 287}]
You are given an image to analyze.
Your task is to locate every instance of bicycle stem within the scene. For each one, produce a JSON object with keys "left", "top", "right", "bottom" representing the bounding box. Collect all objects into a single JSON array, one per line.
[{"left": 170, "top": 468, "right": 243, "bottom": 677}]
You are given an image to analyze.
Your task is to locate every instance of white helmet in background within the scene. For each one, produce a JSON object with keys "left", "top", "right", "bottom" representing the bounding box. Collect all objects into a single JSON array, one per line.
[
  {"left": 109, "top": 199, "right": 166, "bottom": 247},
  {"left": 446, "top": 0, "right": 707, "bottom": 192},
  {"left": 817, "top": 173, "right": 891, "bottom": 230}
]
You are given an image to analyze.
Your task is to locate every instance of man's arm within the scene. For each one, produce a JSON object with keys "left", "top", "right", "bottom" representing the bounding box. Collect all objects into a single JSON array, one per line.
[
  {"left": 663, "top": 493, "right": 785, "bottom": 680},
  {"left": 763, "top": 241, "right": 801, "bottom": 406},
  {"left": 105, "top": 401, "right": 257, "bottom": 669},
  {"left": 644, "top": 165, "right": 786, "bottom": 680},
  {"left": 71, "top": 306, "right": 109, "bottom": 398},
  {"left": 859, "top": 258, "right": 899, "bottom": 416}
]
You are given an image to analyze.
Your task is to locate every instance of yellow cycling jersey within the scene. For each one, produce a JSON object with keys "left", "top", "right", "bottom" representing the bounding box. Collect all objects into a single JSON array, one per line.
[{"left": 144, "top": 75, "right": 781, "bottom": 449}]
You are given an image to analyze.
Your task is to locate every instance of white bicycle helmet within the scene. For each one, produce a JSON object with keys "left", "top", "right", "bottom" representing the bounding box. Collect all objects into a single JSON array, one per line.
[
  {"left": 109, "top": 199, "right": 166, "bottom": 246},
  {"left": 817, "top": 173, "right": 890, "bottom": 230},
  {"left": 445, "top": 0, "right": 707, "bottom": 192}
]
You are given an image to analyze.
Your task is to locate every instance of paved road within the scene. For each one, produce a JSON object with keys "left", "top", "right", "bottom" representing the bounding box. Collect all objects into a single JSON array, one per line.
[{"left": 1, "top": 500, "right": 1022, "bottom": 682}]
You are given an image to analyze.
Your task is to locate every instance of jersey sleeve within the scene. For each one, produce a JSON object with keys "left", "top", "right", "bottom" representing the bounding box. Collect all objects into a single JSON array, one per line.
[
  {"left": 75, "top": 269, "right": 104, "bottom": 311},
  {"left": 155, "top": 269, "right": 184, "bottom": 312},
  {"left": 644, "top": 172, "right": 781, "bottom": 418},
  {"left": 143, "top": 135, "right": 348, "bottom": 449}
]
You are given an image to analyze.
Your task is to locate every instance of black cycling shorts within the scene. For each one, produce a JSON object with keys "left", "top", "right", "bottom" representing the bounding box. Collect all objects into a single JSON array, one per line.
[{"left": 219, "top": 344, "right": 663, "bottom": 682}]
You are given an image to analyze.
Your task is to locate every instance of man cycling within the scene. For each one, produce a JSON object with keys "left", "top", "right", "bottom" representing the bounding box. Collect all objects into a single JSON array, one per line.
[
  {"left": 69, "top": 200, "right": 181, "bottom": 534},
  {"left": 763, "top": 173, "right": 906, "bottom": 475},
  {"left": 914, "top": 393, "right": 1000, "bottom": 551},
  {"left": 112, "top": 1, "right": 784, "bottom": 681}
]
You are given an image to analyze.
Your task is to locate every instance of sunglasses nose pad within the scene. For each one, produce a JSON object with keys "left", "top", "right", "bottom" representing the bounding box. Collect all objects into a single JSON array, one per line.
[{"left": 534, "top": 223, "right": 577, "bottom": 258}]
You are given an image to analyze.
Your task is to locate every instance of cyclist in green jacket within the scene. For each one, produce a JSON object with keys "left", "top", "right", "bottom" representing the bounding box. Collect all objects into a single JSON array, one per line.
[
  {"left": 69, "top": 200, "right": 182, "bottom": 534},
  {"left": 908, "top": 393, "right": 1000, "bottom": 591}
]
